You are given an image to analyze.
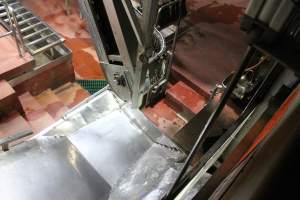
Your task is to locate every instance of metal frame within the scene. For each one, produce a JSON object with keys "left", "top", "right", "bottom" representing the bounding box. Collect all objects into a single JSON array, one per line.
[
  {"left": 0, "top": 1, "right": 25, "bottom": 57},
  {"left": 163, "top": 46, "right": 257, "bottom": 199},
  {"left": 79, "top": 0, "right": 170, "bottom": 108}
]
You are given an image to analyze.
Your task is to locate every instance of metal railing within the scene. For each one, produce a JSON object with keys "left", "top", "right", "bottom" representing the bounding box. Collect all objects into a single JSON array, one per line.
[{"left": 0, "top": 0, "right": 25, "bottom": 57}]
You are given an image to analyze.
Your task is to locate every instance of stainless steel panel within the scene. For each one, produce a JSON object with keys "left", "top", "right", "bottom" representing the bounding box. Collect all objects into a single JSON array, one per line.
[
  {"left": 69, "top": 110, "right": 154, "bottom": 186},
  {"left": 0, "top": 89, "right": 185, "bottom": 200},
  {"left": 44, "top": 90, "right": 122, "bottom": 137},
  {"left": 0, "top": 136, "right": 111, "bottom": 200}
]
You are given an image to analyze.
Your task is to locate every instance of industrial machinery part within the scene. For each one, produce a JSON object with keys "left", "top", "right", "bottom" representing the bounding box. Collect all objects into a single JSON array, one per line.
[
  {"left": 241, "top": 0, "right": 300, "bottom": 74},
  {"left": 137, "top": 0, "right": 187, "bottom": 28},
  {"left": 1, "top": 1, "right": 300, "bottom": 200},
  {"left": 163, "top": 46, "right": 258, "bottom": 199},
  {"left": 210, "top": 85, "right": 300, "bottom": 200},
  {"left": 164, "top": 1, "right": 300, "bottom": 199},
  {"left": 241, "top": 0, "right": 297, "bottom": 42},
  {"left": 79, "top": 0, "right": 178, "bottom": 108},
  {"left": 0, "top": 89, "right": 186, "bottom": 200}
]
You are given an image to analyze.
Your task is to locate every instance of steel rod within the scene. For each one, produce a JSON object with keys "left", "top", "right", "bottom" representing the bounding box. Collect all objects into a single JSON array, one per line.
[
  {"left": 163, "top": 0, "right": 183, "bottom": 91},
  {"left": 166, "top": 57, "right": 281, "bottom": 199},
  {"left": 163, "top": 46, "right": 256, "bottom": 199}
]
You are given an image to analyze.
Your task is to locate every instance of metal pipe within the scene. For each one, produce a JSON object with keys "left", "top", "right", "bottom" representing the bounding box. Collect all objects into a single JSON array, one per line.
[
  {"left": 168, "top": 59, "right": 281, "bottom": 199},
  {"left": 242, "top": 62, "right": 280, "bottom": 114},
  {"left": 163, "top": 46, "right": 256, "bottom": 199},
  {"left": 148, "top": 29, "right": 166, "bottom": 63},
  {"left": 134, "top": 6, "right": 167, "bottom": 63},
  {"left": 1, "top": 1, "right": 26, "bottom": 57},
  {"left": 9, "top": 6, "right": 25, "bottom": 57},
  {"left": 4, "top": 2, "right": 22, "bottom": 57},
  {"left": 155, "top": 0, "right": 180, "bottom": 26},
  {"left": 0, "top": 30, "right": 12, "bottom": 38},
  {"left": 245, "top": 0, "right": 266, "bottom": 18},
  {"left": 163, "top": 0, "right": 183, "bottom": 89}
]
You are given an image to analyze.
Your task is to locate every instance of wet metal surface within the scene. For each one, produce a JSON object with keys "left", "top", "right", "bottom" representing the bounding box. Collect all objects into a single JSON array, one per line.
[
  {"left": 0, "top": 136, "right": 111, "bottom": 200},
  {"left": 0, "top": 89, "right": 185, "bottom": 200},
  {"left": 69, "top": 110, "right": 153, "bottom": 186}
]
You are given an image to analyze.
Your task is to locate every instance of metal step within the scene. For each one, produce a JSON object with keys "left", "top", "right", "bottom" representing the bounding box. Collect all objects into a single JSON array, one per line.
[
  {"left": 0, "top": 0, "right": 65, "bottom": 55},
  {"left": 0, "top": 1, "right": 19, "bottom": 12},
  {"left": 26, "top": 32, "right": 56, "bottom": 46},
  {"left": 20, "top": 21, "right": 43, "bottom": 33},
  {"left": 30, "top": 38, "right": 64, "bottom": 55},
  {"left": 23, "top": 27, "right": 49, "bottom": 39}
]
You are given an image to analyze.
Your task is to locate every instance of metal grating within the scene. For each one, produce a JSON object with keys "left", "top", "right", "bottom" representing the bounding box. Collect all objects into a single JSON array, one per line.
[{"left": 77, "top": 80, "right": 108, "bottom": 94}]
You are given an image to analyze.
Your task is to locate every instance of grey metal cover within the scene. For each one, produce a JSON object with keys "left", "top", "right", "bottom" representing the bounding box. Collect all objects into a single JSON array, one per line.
[
  {"left": 0, "top": 89, "right": 185, "bottom": 200},
  {"left": 0, "top": 136, "right": 111, "bottom": 200}
]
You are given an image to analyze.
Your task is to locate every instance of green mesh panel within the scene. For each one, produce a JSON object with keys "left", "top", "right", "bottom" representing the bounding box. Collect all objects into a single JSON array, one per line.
[{"left": 77, "top": 80, "right": 108, "bottom": 95}]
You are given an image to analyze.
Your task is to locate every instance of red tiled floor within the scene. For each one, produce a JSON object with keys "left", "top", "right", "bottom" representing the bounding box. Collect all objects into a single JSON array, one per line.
[
  {"left": 0, "top": 111, "right": 32, "bottom": 138},
  {"left": 0, "top": 27, "right": 34, "bottom": 80},
  {"left": 143, "top": 99, "right": 186, "bottom": 138},
  {"left": 166, "top": 81, "right": 207, "bottom": 115},
  {"left": 55, "top": 82, "right": 90, "bottom": 108},
  {"left": 18, "top": 92, "right": 55, "bottom": 133},
  {"left": 35, "top": 89, "right": 69, "bottom": 120},
  {"left": 22, "top": 0, "right": 105, "bottom": 80}
]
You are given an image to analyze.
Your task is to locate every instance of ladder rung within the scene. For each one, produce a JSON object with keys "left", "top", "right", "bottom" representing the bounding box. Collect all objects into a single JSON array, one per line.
[
  {"left": 0, "top": 2, "right": 20, "bottom": 10},
  {"left": 8, "top": 2, "right": 20, "bottom": 7},
  {"left": 23, "top": 27, "right": 49, "bottom": 39},
  {"left": 31, "top": 38, "right": 64, "bottom": 55},
  {"left": 0, "top": 11, "right": 6, "bottom": 17},
  {"left": 0, "top": 0, "right": 16, "bottom": 4},
  {"left": 18, "top": 16, "right": 37, "bottom": 25},
  {"left": 21, "top": 22, "right": 43, "bottom": 33},
  {"left": 0, "top": 30, "right": 12, "bottom": 38},
  {"left": 2, "top": 11, "right": 32, "bottom": 22},
  {"left": 26, "top": 33, "right": 56, "bottom": 46},
  {"left": 13, "top": 6, "right": 25, "bottom": 13},
  {"left": 16, "top": 11, "right": 31, "bottom": 18}
]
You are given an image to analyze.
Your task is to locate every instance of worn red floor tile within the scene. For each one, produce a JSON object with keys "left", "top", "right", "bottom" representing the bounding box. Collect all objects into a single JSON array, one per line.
[
  {"left": 55, "top": 83, "right": 90, "bottom": 108},
  {"left": 0, "top": 111, "right": 32, "bottom": 138},
  {"left": 143, "top": 100, "right": 186, "bottom": 138},
  {"left": 35, "top": 89, "right": 69, "bottom": 120},
  {"left": 18, "top": 92, "right": 55, "bottom": 133},
  {"left": 166, "top": 81, "right": 207, "bottom": 115}
]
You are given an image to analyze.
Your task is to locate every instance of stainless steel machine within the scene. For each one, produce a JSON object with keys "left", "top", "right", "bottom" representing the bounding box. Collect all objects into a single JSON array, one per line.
[
  {"left": 78, "top": 0, "right": 185, "bottom": 108},
  {"left": 1, "top": 0, "right": 300, "bottom": 200}
]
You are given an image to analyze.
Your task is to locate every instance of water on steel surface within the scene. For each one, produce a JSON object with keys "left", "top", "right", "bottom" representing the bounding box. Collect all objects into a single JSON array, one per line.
[{"left": 0, "top": 89, "right": 190, "bottom": 200}]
